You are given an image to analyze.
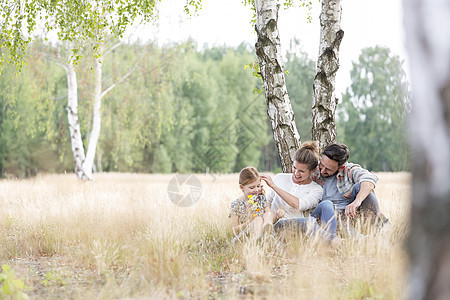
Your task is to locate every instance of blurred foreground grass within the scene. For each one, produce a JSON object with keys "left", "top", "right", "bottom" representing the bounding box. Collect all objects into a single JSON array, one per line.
[{"left": 0, "top": 172, "right": 410, "bottom": 299}]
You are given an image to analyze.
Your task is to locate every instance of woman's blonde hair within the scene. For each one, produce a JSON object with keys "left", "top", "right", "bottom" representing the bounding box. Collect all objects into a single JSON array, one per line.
[{"left": 294, "top": 141, "right": 320, "bottom": 171}]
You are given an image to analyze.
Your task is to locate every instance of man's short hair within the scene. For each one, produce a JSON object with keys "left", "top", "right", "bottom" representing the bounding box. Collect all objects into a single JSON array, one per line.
[{"left": 322, "top": 143, "right": 350, "bottom": 166}]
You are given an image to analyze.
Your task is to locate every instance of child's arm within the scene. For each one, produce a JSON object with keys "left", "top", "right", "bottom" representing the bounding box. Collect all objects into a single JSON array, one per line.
[{"left": 230, "top": 215, "right": 251, "bottom": 236}]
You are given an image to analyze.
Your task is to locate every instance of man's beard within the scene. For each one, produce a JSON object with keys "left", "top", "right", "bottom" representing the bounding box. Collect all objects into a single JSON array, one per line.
[{"left": 322, "top": 170, "right": 338, "bottom": 178}]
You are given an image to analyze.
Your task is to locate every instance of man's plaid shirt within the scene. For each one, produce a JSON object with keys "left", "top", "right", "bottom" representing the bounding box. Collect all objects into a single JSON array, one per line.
[{"left": 311, "top": 162, "right": 378, "bottom": 200}]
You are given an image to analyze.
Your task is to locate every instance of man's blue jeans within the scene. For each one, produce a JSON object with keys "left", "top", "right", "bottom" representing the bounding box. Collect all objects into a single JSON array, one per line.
[{"left": 274, "top": 200, "right": 337, "bottom": 241}]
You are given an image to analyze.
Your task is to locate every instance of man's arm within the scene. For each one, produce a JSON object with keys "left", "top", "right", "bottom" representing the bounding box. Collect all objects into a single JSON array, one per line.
[
  {"left": 349, "top": 163, "right": 378, "bottom": 187},
  {"left": 345, "top": 181, "right": 375, "bottom": 218}
]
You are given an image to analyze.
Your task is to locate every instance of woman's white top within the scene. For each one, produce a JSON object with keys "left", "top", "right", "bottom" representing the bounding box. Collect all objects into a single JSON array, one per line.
[{"left": 267, "top": 173, "right": 323, "bottom": 219}]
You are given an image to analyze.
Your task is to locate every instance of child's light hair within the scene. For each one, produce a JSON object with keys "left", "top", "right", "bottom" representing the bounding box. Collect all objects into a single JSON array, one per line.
[{"left": 239, "top": 166, "right": 260, "bottom": 186}]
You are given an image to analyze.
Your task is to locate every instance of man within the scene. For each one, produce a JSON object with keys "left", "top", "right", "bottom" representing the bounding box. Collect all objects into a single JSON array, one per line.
[{"left": 311, "top": 142, "right": 389, "bottom": 228}]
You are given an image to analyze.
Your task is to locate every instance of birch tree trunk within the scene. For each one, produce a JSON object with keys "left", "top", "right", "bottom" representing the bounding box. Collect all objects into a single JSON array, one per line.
[
  {"left": 311, "top": 0, "right": 343, "bottom": 153},
  {"left": 82, "top": 43, "right": 103, "bottom": 180},
  {"left": 62, "top": 40, "right": 132, "bottom": 180},
  {"left": 254, "top": 0, "right": 301, "bottom": 172},
  {"left": 66, "top": 57, "right": 87, "bottom": 179},
  {"left": 404, "top": 1, "right": 450, "bottom": 299}
]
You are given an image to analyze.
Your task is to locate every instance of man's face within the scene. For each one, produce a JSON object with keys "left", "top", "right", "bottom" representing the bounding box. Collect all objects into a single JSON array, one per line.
[{"left": 319, "top": 155, "right": 339, "bottom": 177}]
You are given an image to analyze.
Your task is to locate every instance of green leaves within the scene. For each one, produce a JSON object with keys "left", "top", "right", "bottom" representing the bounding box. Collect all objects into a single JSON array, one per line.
[
  {"left": 1, "top": 0, "right": 195, "bottom": 73},
  {"left": 184, "top": 0, "right": 202, "bottom": 16},
  {"left": 0, "top": 0, "right": 35, "bottom": 73},
  {"left": 0, "top": 0, "right": 206, "bottom": 73},
  {"left": 244, "top": 61, "right": 263, "bottom": 94},
  {"left": 0, "top": 264, "right": 29, "bottom": 300}
]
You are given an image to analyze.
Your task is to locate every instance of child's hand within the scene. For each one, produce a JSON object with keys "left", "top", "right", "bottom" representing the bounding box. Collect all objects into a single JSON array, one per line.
[
  {"left": 276, "top": 208, "right": 285, "bottom": 219},
  {"left": 260, "top": 187, "right": 266, "bottom": 196},
  {"left": 247, "top": 208, "right": 256, "bottom": 222}
]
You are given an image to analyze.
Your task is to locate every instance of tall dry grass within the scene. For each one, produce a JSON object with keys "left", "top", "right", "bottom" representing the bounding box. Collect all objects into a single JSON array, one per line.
[{"left": 0, "top": 172, "right": 410, "bottom": 299}]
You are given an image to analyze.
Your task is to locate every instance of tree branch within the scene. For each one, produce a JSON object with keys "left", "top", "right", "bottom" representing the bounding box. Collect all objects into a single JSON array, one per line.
[
  {"left": 49, "top": 57, "right": 68, "bottom": 72},
  {"left": 104, "top": 41, "right": 123, "bottom": 57},
  {"left": 101, "top": 64, "right": 136, "bottom": 99}
]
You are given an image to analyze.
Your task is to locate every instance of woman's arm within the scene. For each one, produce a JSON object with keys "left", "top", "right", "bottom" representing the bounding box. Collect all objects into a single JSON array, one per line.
[
  {"left": 297, "top": 185, "right": 322, "bottom": 211},
  {"left": 260, "top": 174, "right": 300, "bottom": 210}
]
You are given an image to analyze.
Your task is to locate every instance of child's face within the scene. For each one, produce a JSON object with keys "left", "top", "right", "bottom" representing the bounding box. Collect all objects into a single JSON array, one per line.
[{"left": 240, "top": 178, "right": 263, "bottom": 197}]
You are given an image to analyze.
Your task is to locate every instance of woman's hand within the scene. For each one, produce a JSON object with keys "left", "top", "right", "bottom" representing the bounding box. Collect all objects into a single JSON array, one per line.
[{"left": 260, "top": 174, "right": 275, "bottom": 188}]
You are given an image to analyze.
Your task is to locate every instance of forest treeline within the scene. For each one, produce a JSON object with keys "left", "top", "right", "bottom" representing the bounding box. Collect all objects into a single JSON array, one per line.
[{"left": 0, "top": 39, "right": 410, "bottom": 178}]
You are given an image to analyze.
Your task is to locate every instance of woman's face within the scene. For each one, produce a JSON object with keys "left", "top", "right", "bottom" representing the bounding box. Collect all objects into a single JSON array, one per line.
[
  {"left": 292, "top": 161, "right": 313, "bottom": 184},
  {"left": 240, "top": 178, "right": 263, "bottom": 197}
]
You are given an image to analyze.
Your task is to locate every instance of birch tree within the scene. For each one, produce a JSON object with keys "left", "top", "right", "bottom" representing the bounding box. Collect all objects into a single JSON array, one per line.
[
  {"left": 404, "top": 0, "right": 450, "bottom": 299},
  {"left": 0, "top": 1, "right": 158, "bottom": 179},
  {"left": 54, "top": 40, "right": 137, "bottom": 180},
  {"left": 61, "top": 51, "right": 87, "bottom": 179},
  {"left": 1, "top": 0, "right": 200, "bottom": 179},
  {"left": 311, "top": 0, "right": 343, "bottom": 153},
  {"left": 254, "top": 0, "right": 301, "bottom": 172},
  {"left": 82, "top": 42, "right": 136, "bottom": 179}
]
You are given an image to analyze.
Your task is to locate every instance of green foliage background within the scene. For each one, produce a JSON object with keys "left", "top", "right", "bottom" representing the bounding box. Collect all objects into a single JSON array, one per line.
[
  {"left": 0, "top": 39, "right": 410, "bottom": 177},
  {"left": 337, "top": 46, "right": 411, "bottom": 172}
]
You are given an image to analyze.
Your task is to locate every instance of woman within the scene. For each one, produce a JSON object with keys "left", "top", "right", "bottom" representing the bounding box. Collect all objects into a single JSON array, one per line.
[{"left": 261, "top": 141, "right": 339, "bottom": 245}]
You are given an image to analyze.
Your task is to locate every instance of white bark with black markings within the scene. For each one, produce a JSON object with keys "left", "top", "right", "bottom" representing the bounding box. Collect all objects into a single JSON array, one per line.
[
  {"left": 254, "top": 0, "right": 301, "bottom": 172},
  {"left": 82, "top": 43, "right": 103, "bottom": 180},
  {"left": 65, "top": 55, "right": 87, "bottom": 179},
  {"left": 312, "top": 0, "right": 343, "bottom": 153},
  {"left": 60, "top": 41, "right": 134, "bottom": 180}
]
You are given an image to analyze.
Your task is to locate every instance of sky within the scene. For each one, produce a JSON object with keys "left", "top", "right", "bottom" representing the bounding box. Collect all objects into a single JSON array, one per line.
[{"left": 133, "top": 0, "right": 408, "bottom": 96}]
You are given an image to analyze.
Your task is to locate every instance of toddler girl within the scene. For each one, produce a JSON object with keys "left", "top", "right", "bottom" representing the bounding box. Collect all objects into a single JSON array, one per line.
[{"left": 229, "top": 166, "right": 284, "bottom": 240}]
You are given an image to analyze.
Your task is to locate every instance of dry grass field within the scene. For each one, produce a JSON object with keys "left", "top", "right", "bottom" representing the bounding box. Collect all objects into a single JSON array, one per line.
[{"left": 0, "top": 172, "right": 410, "bottom": 299}]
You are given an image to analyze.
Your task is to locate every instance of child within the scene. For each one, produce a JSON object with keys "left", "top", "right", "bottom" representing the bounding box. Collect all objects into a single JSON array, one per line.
[{"left": 229, "top": 166, "right": 284, "bottom": 240}]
